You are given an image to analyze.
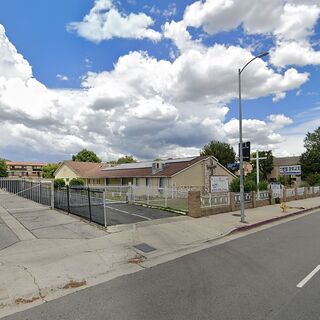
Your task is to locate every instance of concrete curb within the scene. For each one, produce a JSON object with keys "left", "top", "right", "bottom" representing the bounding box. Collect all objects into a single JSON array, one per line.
[{"left": 233, "top": 205, "right": 320, "bottom": 233}]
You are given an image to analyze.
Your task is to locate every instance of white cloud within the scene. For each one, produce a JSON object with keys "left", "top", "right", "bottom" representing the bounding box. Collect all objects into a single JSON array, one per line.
[
  {"left": 0, "top": 25, "right": 32, "bottom": 80},
  {"left": 0, "top": 23, "right": 310, "bottom": 161},
  {"left": 267, "top": 114, "right": 293, "bottom": 129},
  {"left": 171, "top": 0, "right": 320, "bottom": 68},
  {"left": 67, "top": 0, "right": 161, "bottom": 42},
  {"left": 163, "top": 3, "right": 178, "bottom": 18},
  {"left": 270, "top": 41, "right": 320, "bottom": 67},
  {"left": 56, "top": 74, "right": 69, "bottom": 81}
]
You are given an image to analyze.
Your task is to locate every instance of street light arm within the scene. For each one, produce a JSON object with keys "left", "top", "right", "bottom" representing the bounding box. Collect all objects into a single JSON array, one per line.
[{"left": 239, "top": 52, "right": 269, "bottom": 74}]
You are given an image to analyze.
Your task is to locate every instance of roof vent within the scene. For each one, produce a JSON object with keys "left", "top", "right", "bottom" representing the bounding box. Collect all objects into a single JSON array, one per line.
[{"left": 152, "top": 161, "right": 164, "bottom": 174}]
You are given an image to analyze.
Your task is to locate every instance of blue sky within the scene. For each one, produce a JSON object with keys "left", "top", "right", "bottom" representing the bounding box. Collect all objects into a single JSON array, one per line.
[{"left": 0, "top": 0, "right": 320, "bottom": 162}]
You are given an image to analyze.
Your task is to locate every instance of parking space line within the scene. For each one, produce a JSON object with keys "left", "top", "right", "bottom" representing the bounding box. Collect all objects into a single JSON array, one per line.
[
  {"left": 105, "top": 205, "right": 152, "bottom": 221},
  {"left": 297, "top": 265, "right": 320, "bottom": 288}
]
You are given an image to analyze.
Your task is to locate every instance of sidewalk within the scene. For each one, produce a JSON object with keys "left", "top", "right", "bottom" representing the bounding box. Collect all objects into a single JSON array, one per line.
[
  {"left": 108, "top": 197, "right": 320, "bottom": 259},
  {"left": 0, "top": 196, "right": 319, "bottom": 318}
]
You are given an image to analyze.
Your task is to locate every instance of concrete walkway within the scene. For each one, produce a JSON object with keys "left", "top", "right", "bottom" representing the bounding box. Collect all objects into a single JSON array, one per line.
[{"left": 0, "top": 194, "right": 319, "bottom": 318}]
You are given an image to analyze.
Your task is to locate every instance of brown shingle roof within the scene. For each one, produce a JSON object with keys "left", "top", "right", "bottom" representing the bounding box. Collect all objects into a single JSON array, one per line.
[
  {"left": 62, "top": 161, "right": 105, "bottom": 177},
  {"left": 85, "top": 156, "right": 207, "bottom": 178},
  {"left": 273, "top": 156, "right": 301, "bottom": 166}
]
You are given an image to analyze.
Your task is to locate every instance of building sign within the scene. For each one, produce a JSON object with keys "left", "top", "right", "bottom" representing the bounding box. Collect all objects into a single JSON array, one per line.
[
  {"left": 210, "top": 176, "right": 229, "bottom": 193},
  {"left": 279, "top": 165, "right": 301, "bottom": 176},
  {"left": 270, "top": 182, "right": 282, "bottom": 198},
  {"left": 227, "top": 163, "right": 240, "bottom": 171}
]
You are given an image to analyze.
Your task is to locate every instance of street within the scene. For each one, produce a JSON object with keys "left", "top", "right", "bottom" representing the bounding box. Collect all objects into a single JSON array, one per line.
[{"left": 3, "top": 210, "right": 320, "bottom": 320}]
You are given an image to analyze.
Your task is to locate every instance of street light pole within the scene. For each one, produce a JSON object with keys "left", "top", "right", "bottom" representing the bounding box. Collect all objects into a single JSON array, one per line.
[
  {"left": 238, "top": 68, "right": 245, "bottom": 223},
  {"left": 238, "top": 51, "right": 269, "bottom": 223},
  {"left": 256, "top": 150, "right": 260, "bottom": 200}
]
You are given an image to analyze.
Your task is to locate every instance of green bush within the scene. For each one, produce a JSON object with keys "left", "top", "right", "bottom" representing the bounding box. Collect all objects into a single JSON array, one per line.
[
  {"left": 69, "top": 178, "right": 85, "bottom": 186},
  {"left": 230, "top": 178, "right": 240, "bottom": 192},
  {"left": 54, "top": 178, "right": 65, "bottom": 188},
  {"left": 279, "top": 176, "right": 291, "bottom": 187},
  {"left": 305, "top": 173, "right": 320, "bottom": 186},
  {"left": 244, "top": 180, "right": 257, "bottom": 192},
  {"left": 258, "top": 180, "right": 268, "bottom": 191},
  {"left": 229, "top": 178, "right": 257, "bottom": 192}
]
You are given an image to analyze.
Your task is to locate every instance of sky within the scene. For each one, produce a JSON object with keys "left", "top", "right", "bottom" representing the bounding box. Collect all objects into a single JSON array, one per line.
[{"left": 1, "top": 0, "right": 320, "bottom": 163}]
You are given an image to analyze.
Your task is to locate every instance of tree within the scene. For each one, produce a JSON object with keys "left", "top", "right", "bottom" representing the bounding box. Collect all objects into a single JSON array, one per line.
[
  {"left": 42, "top": 163, "right": 60, "bottom": 179},
  {"left": 69, "top": 178, "right": 85, "bottom": 186},
  {"left": 200, "top": 141, "right": 236, "bottom": 168},
  {"left": 109, "top": 155, "right": 137, "bottom": 165},
  {"left": 300, "top": 127, "right": 320, "bottom": 177},
  {"left": 250, "top": 150, "right": 273, "bottom": 180},
  {"left": 0, "top": 159, "right": 8, "bottom": 177},
  {"left": 72, "top": 149, "right": 101, "bottom": 163}
]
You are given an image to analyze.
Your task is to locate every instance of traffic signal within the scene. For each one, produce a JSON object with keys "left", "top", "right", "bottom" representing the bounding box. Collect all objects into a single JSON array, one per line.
[{"left": 238, "top": 141, "right": 250, "bottom": 161}]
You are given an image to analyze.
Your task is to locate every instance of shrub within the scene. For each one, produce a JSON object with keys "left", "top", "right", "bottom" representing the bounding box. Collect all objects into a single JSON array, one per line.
[
  {"left": 230, "top": 178, "right": 240, "bottom": 192},
  {"left": 54, "top": 178, "right": 65, "bottom": 188},
  {"left": 305, "top": 173, "right": 320, "bottom": 186},
  {"left": 244, "top": 179, "right": 257, "bottom": 192},
  {"left": 299, "top": 181, "right": 310, "bottom": 188},
  {"left": 258, "top": 180, "right": 268, "bottom": 191},
  {"left": 229, "top": 178, "right": 257, "bottom": 192},
  {"left": 69, "top": 178, "right": 85, "bottom": 186},
  {"left": 279, "top": 176, "right": 291, "bottom": 187}
]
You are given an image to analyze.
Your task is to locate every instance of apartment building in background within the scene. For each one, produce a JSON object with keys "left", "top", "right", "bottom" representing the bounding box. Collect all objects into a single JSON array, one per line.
[{"left": 6, "top": 161, "right": 48, "bottom": 179}]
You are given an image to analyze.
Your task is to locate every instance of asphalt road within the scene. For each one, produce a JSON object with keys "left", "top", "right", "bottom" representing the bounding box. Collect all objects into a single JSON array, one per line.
[{"left": 4, "top": 210, "right": 320, "bottom": 320}]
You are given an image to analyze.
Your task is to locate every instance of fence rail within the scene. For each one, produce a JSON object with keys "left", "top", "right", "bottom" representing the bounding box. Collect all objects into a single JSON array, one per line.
[
  {"left": 201, "top": 193, "right": 229, "bottom": 208},
  {"left": 0, "top": 178, "right": 53, "bottom": 207},
  {"left": 286, "top": 188, "right": 295, "bottom": 197},
  {"left": 54, "top": 186, "right": 106, "bottom": 226}
]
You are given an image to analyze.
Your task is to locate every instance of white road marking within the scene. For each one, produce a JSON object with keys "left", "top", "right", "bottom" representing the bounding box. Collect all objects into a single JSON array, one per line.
[
  {"left": 297, "top": 265, "right": 320, "bottom": 288},
  {"left": 105, "top": 205, "right": 152, "bottom": 221}
]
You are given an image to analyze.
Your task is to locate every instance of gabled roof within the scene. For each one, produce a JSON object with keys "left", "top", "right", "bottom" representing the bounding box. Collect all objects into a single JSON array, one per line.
[
  {"left": 85, "top": 156, "right": 236, "bottom": 179},
  {"left": 273, "top": 156, "right": 301, "bottom": 166},
  {"left": 55, "top": 161, "right": 105, "bottom": 178}
]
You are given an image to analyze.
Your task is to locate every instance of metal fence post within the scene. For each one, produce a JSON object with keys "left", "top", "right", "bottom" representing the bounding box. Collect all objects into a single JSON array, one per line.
[
  {"left": 50, "top": 181, "right": 54, "bottom": 209},
  {"left": 165, "top": 186, "right": 168, "bottom": 208},
  {"left": 88, "top": 187, "right": 92, "bottom": 222},
  {"left": 103, "top": 191, "right": 107, "bottom": 228},
  {"left": 67, "top": 185, "right": 70, "bottom": 214}
]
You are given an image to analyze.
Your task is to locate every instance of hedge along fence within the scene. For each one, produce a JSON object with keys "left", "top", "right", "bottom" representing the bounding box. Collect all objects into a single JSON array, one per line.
[{"left": 188, "top": 186, "right": 320, "bottom": 218}]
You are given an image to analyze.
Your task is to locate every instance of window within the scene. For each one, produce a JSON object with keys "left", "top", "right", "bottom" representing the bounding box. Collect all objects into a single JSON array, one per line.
[
  {"left": 146, "top": 177, "right": 151, "bottom": 187},
  {"left": 135, "top": 178, "right": 139, "bottom": 186},
  {"left": 66, "top": 178, "right": 69, "bottom": 182},
  {"left": 159, "top": 177, "right": 165, "bottom": 188}
]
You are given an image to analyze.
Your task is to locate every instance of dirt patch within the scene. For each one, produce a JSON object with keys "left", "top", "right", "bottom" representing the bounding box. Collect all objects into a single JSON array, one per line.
[
  {"left": 128, "top": 255, "right": 146, "bottom": 264},
  {"left": 63, "top": 279, "right": 87, "bottom": 289},
  {"left": 15, "top": 296, "right": 41, "bottom": 304}
]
